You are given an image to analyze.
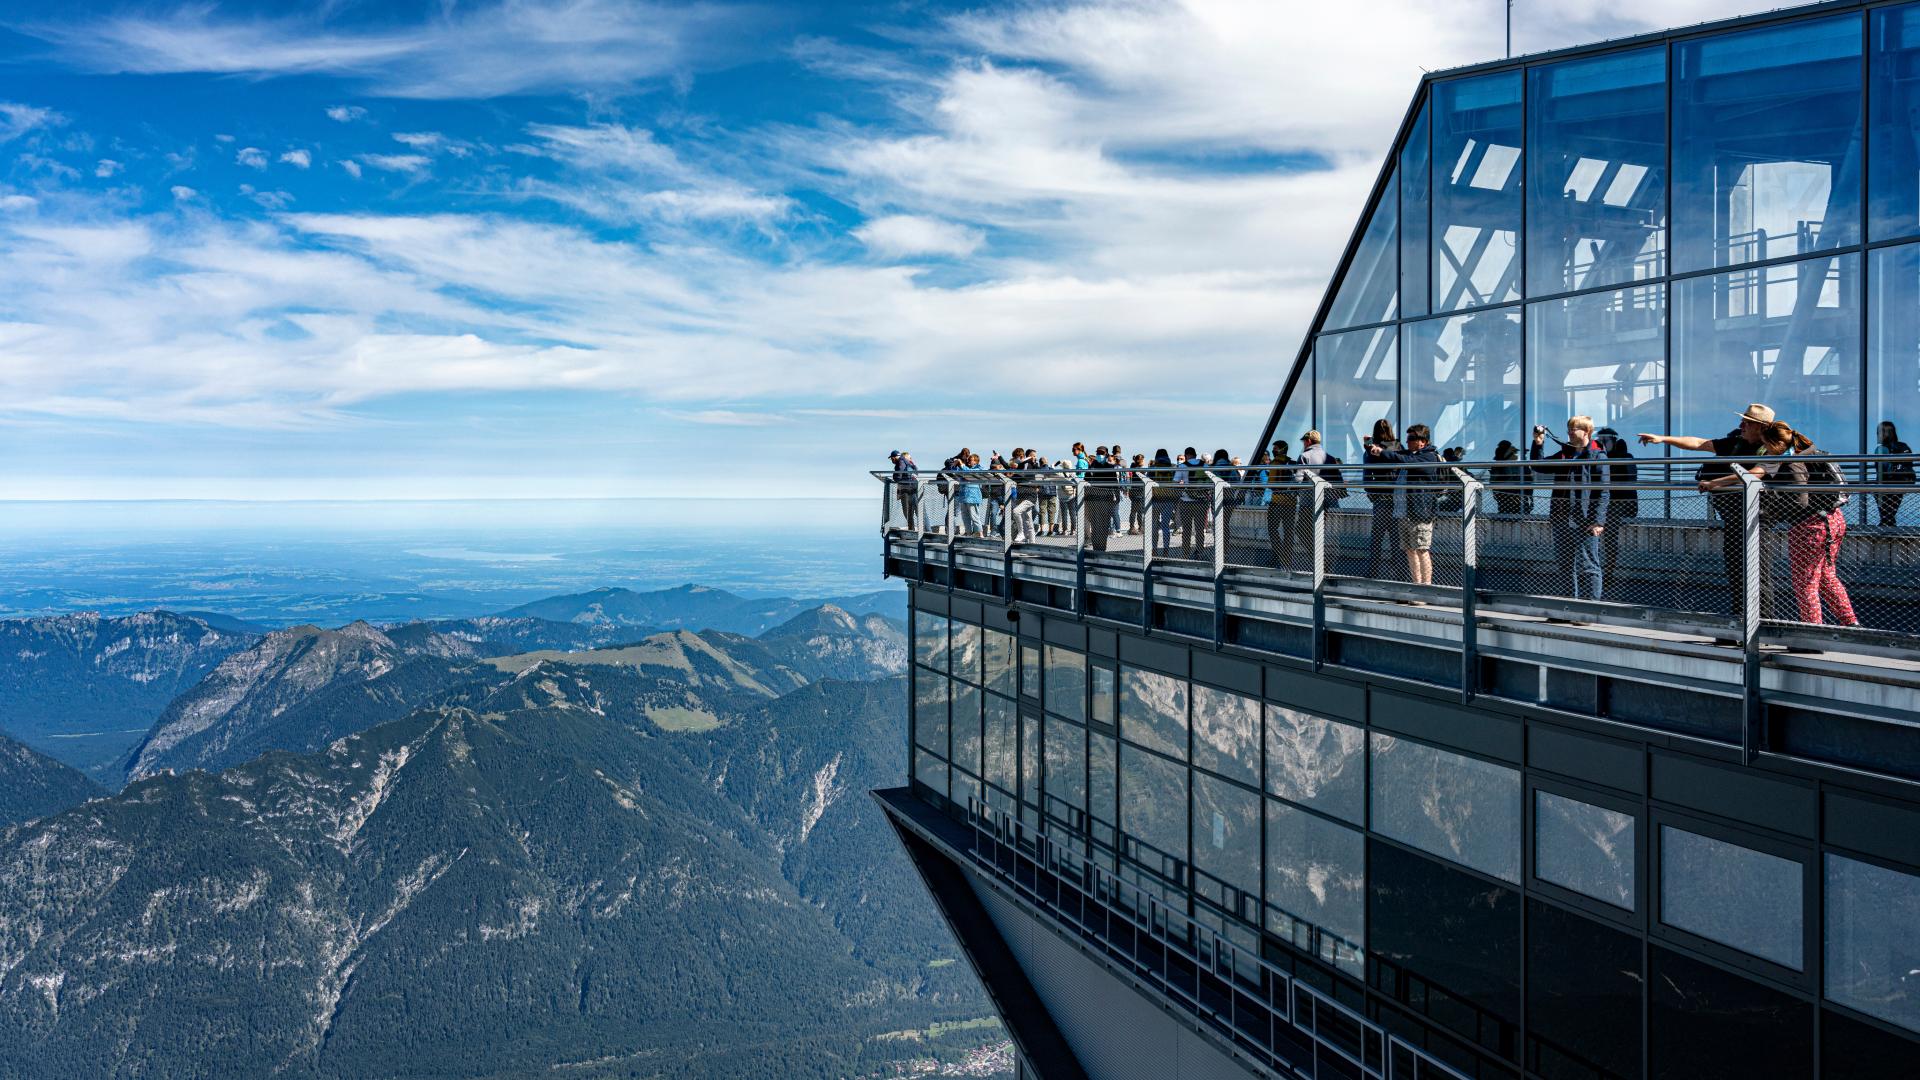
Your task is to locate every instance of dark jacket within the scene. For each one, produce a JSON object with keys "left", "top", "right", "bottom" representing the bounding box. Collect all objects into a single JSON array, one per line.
[
  {"left": 1530, "top": 442, "right": 1612, "bottom": 525},
  {"left": 1368, "top": 443, "right": 1444, "bottom": 523}
]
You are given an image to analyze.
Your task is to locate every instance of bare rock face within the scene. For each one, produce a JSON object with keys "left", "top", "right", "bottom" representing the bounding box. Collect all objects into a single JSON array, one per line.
[
  {"left": 756, "top": 605, "right": 908, "bottom": 683},
  {"left": 122, "top": 623, "right": 466, "bottom": 784}
]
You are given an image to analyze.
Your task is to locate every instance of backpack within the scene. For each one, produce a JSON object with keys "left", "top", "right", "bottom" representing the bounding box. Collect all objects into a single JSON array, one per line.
[{"left": 1802, "top": 451, "right": 1849, "bottom": 516}]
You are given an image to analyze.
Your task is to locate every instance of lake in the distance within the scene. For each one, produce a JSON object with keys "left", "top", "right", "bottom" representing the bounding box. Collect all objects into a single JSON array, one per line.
[{"left": 0, "top": 499, "right": 890, "bottom": 626}]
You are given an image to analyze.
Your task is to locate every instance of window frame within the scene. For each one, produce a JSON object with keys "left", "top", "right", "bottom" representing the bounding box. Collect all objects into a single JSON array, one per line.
[
  {"left": 1650, "top": 807, "right": 1817, "bottom": 992},
  {"left": 1526, "top": 775, "right": 1647, "bottom": 928}
]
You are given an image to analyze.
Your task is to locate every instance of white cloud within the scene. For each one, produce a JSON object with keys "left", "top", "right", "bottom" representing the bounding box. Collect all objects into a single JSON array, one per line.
[
  {"left": 279, "top": 149, "right": 312, "bottom": 169},
  {"left": 169, "top": 185, "right": 196, "bottom": 201},
  {"left": 0, "top": 102, "right": 61, "bottom": 143},
  {"left": 235, "top": 146, "right": 268, "bottom": 169},
  {"left": 28, "top": 0, "right": 756, "bottom": 99},
  {"left": 514, "top": 122, "right": 791, "bottom": 225},
  {"left": 325, "top": 104, "right": 367, "bottom": 122},
  {"left": 663, "top": 409, "right": 789, "bottom": 427},
  {"left": 854, "top": 215, "right": 983, "bottom": 259},
  {"left": 357, "top": 153, "right": 430, "bottom": 174},
  {"left": 337, "top": 159, "right": 362, "bottom": 179},
  {"left": 0, "top": 194, "right": 37, "bottom": 213},
  {"left": 93, "top": 158, "right": 122, "bottom": 178}
]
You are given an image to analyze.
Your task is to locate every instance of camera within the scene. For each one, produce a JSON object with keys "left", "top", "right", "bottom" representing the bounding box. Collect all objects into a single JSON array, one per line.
[{"left": 1534, "top": 425, "right": 1549, "bottom": 436}]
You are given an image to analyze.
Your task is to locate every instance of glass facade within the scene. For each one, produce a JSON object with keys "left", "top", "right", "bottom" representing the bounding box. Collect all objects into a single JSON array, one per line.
[
  {"left": 908, "top": 599, "right": 1920, "bottom": 1077},
  {"left": 1272, "top": 3, "right": 1920, "bottom": 458}
]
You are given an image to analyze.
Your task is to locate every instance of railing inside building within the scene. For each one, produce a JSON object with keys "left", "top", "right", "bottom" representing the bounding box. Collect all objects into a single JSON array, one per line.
[{"left": 965, "top": 797, "right": 1476, "bottom": 1080}]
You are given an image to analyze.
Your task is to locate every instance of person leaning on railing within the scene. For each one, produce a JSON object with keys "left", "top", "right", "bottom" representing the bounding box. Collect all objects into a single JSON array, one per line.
[
  {"left": 1362, "top": 420, "right": 1402, "bottom": 579},
  {"left": 1640, "top": 403, "right": 1773, "bottom": 626},
  {"left": 1874, "top": 420, "right": 1914, "bottom": 528},
  {"left": 1752, "top": 422, "right": 1859, "bottom": 630},
  {"left": 888, "top": 450, "right": 921, "bottom": 530},
  {"left": 1083, "top": 447, "right": 1119, "bottom": 552}
]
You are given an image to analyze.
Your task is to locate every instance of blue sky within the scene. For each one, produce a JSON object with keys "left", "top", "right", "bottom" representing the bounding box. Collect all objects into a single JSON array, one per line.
[{"left": 0, "top": 0, "right": 1765, "bottom": 500}]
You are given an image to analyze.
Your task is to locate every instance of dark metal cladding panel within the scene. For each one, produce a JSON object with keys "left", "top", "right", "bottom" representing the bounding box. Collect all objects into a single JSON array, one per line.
[
  {"left": 1824, "top": 791, "right": 1920, "bottom": 868},
  {"left": 1371, "top": 690, "right": 1523, "bottom": 764},
  {"left": 1118, "top": 633, "right": 1189, "bottom": 679},
  {"left": 1650, "top": 753, "right": 1817, "bottom": 839},
  {"left": 1264, "top": 666, "right": 1365, "bottom": 721},
  {"left": 1528, "top": 726, "right": 1646, "bottom": 795},
  {"left": 1192, "top": 652, "right": 1260, "bottom": 696}
]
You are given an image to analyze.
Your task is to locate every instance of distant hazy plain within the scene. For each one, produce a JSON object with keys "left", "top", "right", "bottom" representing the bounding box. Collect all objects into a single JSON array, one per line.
[{"left": 0, "top": 499, "right": 887, "bottom": 626}]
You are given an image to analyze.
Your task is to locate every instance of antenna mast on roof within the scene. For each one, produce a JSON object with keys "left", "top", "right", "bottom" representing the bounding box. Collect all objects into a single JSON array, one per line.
[{"left": 1506, "top": 0, "right": 1513, "bottom": 58}]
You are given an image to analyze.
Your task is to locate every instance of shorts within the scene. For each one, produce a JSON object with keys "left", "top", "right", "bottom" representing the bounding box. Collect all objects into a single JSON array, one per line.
[{"left": 1399, "top": 520, "right": 1434, "bottom": 551}]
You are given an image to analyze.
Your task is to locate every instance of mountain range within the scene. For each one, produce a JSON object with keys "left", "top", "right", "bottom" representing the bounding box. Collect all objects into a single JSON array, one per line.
[
  {"left": 0, "top": 733, "right": 100, "bottom": 828},
  {"left": 0, "top": 582, "right": 992, "bottom": 1078}
]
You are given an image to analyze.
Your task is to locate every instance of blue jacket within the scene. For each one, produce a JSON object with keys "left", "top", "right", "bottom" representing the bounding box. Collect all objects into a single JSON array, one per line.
[
  {"left": 953, "top": 464, "right": 984, "bottom": 505},
  {"left": 1530, "top": 442, "right": 1611, "bottom": 525}
]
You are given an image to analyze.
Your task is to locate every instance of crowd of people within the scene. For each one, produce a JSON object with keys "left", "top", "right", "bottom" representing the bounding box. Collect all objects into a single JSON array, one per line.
[{"left": 886, "top": 405, "right": 1912, "bottom": 629}]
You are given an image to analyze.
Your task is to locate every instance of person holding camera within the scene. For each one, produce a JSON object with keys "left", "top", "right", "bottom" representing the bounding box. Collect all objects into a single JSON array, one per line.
[{"left": 1532, "top": 417, "right": 1612, "bottom": 603}]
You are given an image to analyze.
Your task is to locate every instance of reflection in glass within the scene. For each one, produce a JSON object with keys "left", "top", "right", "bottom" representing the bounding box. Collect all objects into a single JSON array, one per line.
[
  {"left": 1534, "top": 790, "right": 1635, "bottom": 910},
  {"left": 1402, "top": 98, "right": 1432, "bottom": 318},
  {"left": 1091, "top": 665, "right": 1116, "bottom": 727},
  {"left": 1433, "top": 72, "right": 1522, "bottom": 310},
  {"left": 1673, "top": 14, "right": 1862, "bottom": 271},
  {"left": 983, "top": 628, "right": 1015, "bottom": 697},
  {"left": 983, "top": 694, "right": 1017, "bottom": 791},
  {"left": 1191, "top": 684, "right": 1259, "bottom": 786},
  {"left": 1526, "top": 284, "right": 1665, "bottom": 438},
  {"left": 1119, "top": 667, "right": 1188, "bottom": 759},
  {"left": 1264, "top": 707, "right": 1365, "bottom": 825},
  {"left": 1119, "top": 744, "right": 1188, "bottom": 870},
  {"left": 1315, "top": 326, "right": 1398, "bottom": 468},
  {"left": 1659, "top": 826, "right": 1803, "bottom": 969},
  {"left": 1019, "top": 713, "right": 1040, "bottom": 812},
  {"left": 1369, "top": 732, "right": 1521, "bottom": 882},
  {"left": 1527, "top": 46, "right": 1666, "bottom": 295},
  {"left": 1824, "top": 853, "right": 1920, "bottom": 1035},
  {"left": 913, "top": 672, "right": 947, "bottom": 757},
  {"left": 1869, "top": 244, "right": 1920, "bottom": 466},
  {"left": 1020, "top": 640, "right": 1040, "bottom": 698},
  {"left": 1403, "top": 309, "right": 1522, "bottom": 458},
  {"left": 1672, "top": 253, "right": 1861, "bottom": 455},
  {"left": 1650, "top": 946, "right": 1812, "bottom": 1079},
  {"left": 1266, "top": 799, "right": 1365, "bottom": 975},
  {"left": 914, "top": 613, "right": 948, "bottom": 671},
  {"left": 1368, "top": 839, "right": 1522, "bottom": 1052},
  {"left": 1325, "top": 167, "right": 1399, "bottom": 330},
  {"left": 1272, "top": 371, "right": 1315, "bottom": 459},
  {"left": 950, "top": 682, "right": 982, "bottom": 779},
  {"left": 1192, "top": 772, "right": 1260, "bottom": 906},
  {"left": 1527, "top": 898, "right": 1641, "bottom": 1080},
  {"left": 1044, "top": 645, "right": 1086, "bottom": 721},
  {"left": 1043, "top": 718, "right": 1086, "bottom": 827},
  {"left": 950, "top": 622, "right": 980, "bottom": 684},
  {"left": 913, "top": 748, "right": 948, "bottom": 799},
  {"left": 1089, "top": 731, "right": 1117, "bottom": 829},
  {"left": 1872, "top": 5, "right": 1920, "bottom": 241}
]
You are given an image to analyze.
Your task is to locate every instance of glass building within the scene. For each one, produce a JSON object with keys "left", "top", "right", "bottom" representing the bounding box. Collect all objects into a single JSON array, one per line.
[
  {"left": 1260, "top": 0, "right": 1920, "bottom": 465},
  {"left": 879, "top": 5, "right": 1920, "bottom": 1080}
]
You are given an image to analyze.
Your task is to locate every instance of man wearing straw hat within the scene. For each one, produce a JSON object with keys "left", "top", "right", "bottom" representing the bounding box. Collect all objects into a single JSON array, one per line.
[{"left": 1638, "top": 403, "right": 1774, "bottom": 630}]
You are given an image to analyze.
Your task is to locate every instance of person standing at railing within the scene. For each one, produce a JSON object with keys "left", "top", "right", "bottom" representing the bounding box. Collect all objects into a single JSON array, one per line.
[
  {"left": 889, "top": 450, "right": 922, "bottom": 531},
  {"left": 1758, "top": 422, "right": 1859, "bottom": 628},
  {"left": 1009, "top": 449, "right": 1038, "bottom": 543},
  {"left": 1532, "top": 417, "right": 1611, "bottom": 603},
  {"left": 1259, "top": 447, "right": 1299, "bottom": 569},
  {"left": 952, "top": 453, "right": 986, "bottom": 537},
  {"left": 1597, "top": 429, "right": 1638, "bottom": 596},
  {"left": 1034, "top": 456, "right": 1059, "bottom": 536},
  {"left": 1874, "top": 420, "right": 1913, "bottom": 528},
  {"left": 1175, "top": 447, "right": 1208, "bottom": 558},
  {"left": 1640, "top": 403, "right": 1772, "bottom": 626},
  {"left": 1084, "top": 447, "right": 1119, "bottom": 552},
  {"left": 1366, "top": 425, "right": 1441, "bottom": 589},
  {"left": 1126, "top": 453, "right": 1149, "bottom": 535},
  {"left": 1292, "top": 430, "right": 1333, "bottom": 568},
  {"left": 1362, "top": 420, "right": 1402, "bottom": 579},
  {"left": 1109, "top": 443, "right": 1127, "bottom": 535}
]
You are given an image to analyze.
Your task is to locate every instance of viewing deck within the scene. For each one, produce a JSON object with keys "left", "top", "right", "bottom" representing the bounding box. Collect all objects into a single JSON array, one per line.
[{"left": 878, "top": 459, "right": 1920, "bottom": 785}]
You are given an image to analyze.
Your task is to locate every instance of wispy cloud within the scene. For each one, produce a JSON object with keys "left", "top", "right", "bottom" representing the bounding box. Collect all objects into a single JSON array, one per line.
[
  {"left": 337, "top": 159, "right": 362, "bottom": 179},
  {"left": 278, "top": 148, "right": 311, "bottom": 169},
  {"left": 513, "top": 122, "right": 791, "bottom": 225},
  {"left": 235, "top": 146, "right": 268, "bottom": 169},
  {"left": 357, "top": 153, "right": 430, "bottom": 174},
  {"left": 93, "top": 158, "right": 122, "bottom": 178},
  {"left": 22, "top": 0, "right": 757, "bottom": 99},
  {"left": 325, "top": 104, "right": 366, "bottom": 122},
  {"left": 0, "top": 102, "right": 61, "bottom": 143},
  {"left": 854, "top": 215, "right": 982, "bottom": 259}
]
